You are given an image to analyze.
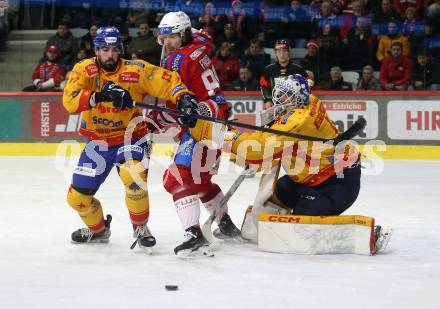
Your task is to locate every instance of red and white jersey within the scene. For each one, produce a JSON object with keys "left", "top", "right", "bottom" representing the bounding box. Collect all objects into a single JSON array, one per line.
[
  {"left": 162, "top": 32, "right": 228, "bottom": 108},
  {"left": 32, "top": 60, "right": 66, "bottom": 87}
]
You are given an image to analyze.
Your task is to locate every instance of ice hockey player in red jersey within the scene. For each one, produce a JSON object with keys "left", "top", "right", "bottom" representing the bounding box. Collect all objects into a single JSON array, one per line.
[{"left": 155, "top": 11, "right": 241, "bottom": 257}]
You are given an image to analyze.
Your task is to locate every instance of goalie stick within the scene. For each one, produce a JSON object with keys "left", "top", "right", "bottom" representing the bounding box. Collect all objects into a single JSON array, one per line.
[
  {"left": 136, "top": 102, "right": 367, "bottom": 144},
  {"left": 201, "top": 165, "right": 254, "bottom": 243}
]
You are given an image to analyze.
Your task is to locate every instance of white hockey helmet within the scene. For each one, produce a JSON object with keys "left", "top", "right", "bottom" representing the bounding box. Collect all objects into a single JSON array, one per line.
[
  {"left": 158, "top": 11, "right": 191, "bottom": 37},
  {"left": 272, "top": 74, "right": 311, "bottom": 109}
]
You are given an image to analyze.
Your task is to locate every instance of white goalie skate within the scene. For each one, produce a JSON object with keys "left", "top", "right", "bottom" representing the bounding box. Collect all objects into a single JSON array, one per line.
[{"left": 373, "top": 225, "right": 393, "bottom": 254}]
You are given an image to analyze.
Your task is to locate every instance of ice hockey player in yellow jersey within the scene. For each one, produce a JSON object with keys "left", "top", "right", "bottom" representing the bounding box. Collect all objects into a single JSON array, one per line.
[
  {"left": 228, "top": 74, "right": 361, "bottom": 222},
  {"left": 63, "top": 26, "right": 196, "bottom": 253}
]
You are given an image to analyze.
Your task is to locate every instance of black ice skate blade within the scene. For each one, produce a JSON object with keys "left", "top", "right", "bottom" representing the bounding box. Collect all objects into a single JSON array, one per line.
[
  {"left": 137, "top": 246, "right": 153, "bottom": 255},
  {"left": 176, "top": 247, "right": 214, "bottom": 259},
  {"left": 70, "top": 239, "right": 110, "bottom": 244}
]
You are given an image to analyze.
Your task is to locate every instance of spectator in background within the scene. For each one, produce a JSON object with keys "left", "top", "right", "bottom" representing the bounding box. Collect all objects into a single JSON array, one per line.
[
  {"left": 380, "top": 42, "right": 412, "bottom": 90},
  {"left": 46, "top": 22, "right": 79, "bottom": 67},
  {"left": 127, "top": 21, "right": 161, "bottom": 65},
  {"left": 215, "top": 23, "right": 246, "bottom": 56},
  {"left": 376, "top": 22, "right": 410, "bottom": 62},
  {"left": 213, "top": 42, "right": 240, "bottom": 89},
  {"left": 402, "top": 6, "right": 423, "bottom": 39},
  {"left": 356, "top": 65, "right": 381, "bottom": 90},
  {"left": 80, "top": 24, "right": 98, "bottom": 58},
  {"left": 119, "top": 25, "right": 133, "bottom": 59},
  {"left": 223, "top": 0, "right": 255, "bottom": 41},
  {"left": 70, "top": 2, "right": 94, "bottom": 28},
  {"left": 372, "top": 0, "right": 401, "bottom": 35},
  {"left": 311, "top": 0, "right": 339, "bottom": 36},
  {"left": 301, "top": 39, "right": 327, "bottom": 83},
  {"left": 240, "top": 38, "right": 271, "bottom": 81},
  {"left": 281, "top": 0, "right": 310, "bottom": 48},
  {"left": 318, "top": 66, "right": 353, "bottom": 90},
  {"left": 316, "top": 23, "right": 341, "bottom": 74},
  {"left": 409, "top": 23, "right": 436, "bottom": 60},
  {"left": 339, "top": 0, "right": 371, "bottom": 43},
  {"left": 427, "top": 1, "right": 440, "bottom": 35},
  {"left": 409, "top": 50, "right": 440, "bottom": 90},
  {"left": 93, "top": 0, "right": 128, "bottom": 29},
  {"left": 196, "top": 1, "right": 218, "bottom": 40},
  {"left": 342, "top": 17, "right": 374, "bottom": 71},
  {"left": 23, "top": 45, "right": 66, "bottom": 92},
  {"left": 227, "top": 66, "right": 260, "bottom": 91},
  {"left": 393, "top": 0, "right": 424, "bottom": 18},
  {"left": 126, "top": 0, "right": 151, "bottom": 27}
]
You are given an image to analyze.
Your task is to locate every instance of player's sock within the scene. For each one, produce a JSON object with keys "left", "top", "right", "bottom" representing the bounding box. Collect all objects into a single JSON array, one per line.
[{"left": 67, "top": 186, "right": 105, "bottom": 234}]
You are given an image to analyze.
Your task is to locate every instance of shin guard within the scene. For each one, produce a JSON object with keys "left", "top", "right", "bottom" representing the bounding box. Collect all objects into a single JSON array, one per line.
[{"left": 67, "top": 186, "right": 105, "bottom": 233}]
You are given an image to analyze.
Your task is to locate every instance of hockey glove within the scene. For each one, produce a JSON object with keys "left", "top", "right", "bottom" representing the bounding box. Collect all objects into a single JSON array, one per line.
[
  {"left": 100, "top": 81, "right": 134, "bottom": 109},
  {"left": 176, "top": 93, "right": 198, "bottom": 128}
]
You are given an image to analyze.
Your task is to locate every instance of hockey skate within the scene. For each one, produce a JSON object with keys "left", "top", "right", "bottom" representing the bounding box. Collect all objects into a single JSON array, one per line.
[
  {"left": 130, "top": 224, "right": 156, "bottom": 254},
  {"left": 372, "top": 225, "right": 393, "bottom": 254},
  {"left": 213, "top": 213, "right": 242, "bottom": 242},
  {"left": 174, "top": 226, "right": 214, "bottom": 258},
  {"left": 71, "top": 214, "right": 112, "bottom": 244}
]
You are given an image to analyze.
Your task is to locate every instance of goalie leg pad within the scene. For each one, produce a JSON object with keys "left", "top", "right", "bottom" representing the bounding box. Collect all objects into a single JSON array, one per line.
[
  {"left": 67, "top": 186, "right": 105, "bottom": 233},
  {"left": 119, "top": 160, "right": 149, "bottom": 226}
]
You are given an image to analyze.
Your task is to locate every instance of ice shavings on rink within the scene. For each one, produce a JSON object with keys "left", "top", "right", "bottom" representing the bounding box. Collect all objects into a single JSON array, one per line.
[{"left": 0, "top": 156, "right": 439, "bottom": 309}]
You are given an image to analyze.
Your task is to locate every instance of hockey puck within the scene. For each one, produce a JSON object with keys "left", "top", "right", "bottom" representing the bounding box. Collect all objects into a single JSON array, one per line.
[{"left": 165, "top": 285, "right": 178, "bottom": 291}]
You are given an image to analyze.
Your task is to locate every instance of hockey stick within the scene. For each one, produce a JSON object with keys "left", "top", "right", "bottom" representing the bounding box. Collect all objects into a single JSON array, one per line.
[
  {"left": 201, "top": 165, "right": 253, "bottom": 243},
  {"left": 137, "top": 101, "right": 366, "bottom": 143}
]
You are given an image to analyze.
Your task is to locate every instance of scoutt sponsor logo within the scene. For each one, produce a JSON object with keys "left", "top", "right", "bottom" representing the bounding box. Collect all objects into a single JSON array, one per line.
[{"left": 32, "top": 101, "right": 81, "bottom": 138}]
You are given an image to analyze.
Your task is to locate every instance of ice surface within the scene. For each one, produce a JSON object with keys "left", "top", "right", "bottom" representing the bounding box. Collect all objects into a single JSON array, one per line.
[{"left": 0, "top": 156, "right": 439, "bottom": 309}]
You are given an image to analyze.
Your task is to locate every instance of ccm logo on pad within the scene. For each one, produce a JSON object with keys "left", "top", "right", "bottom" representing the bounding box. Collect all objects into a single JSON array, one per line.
[{"left": 267, "top": 216, "right": 301, "bottom": 223}]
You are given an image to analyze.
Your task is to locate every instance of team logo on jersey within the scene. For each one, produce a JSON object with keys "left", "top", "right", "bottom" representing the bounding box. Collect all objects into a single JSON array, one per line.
[
  {"left": 73, "top": 166, "right": 96, "bottom": 177},
  {"left": 124, "top": 60, "right": 145, "bottom": 68},
  {"left": 189, "top": 46, "right": 206, "bottom": 60},
  {"left": 117, "top": 145, "right": 143, "bottom": 155},
  {"left": 85, "top": 64, "right": 98, "bottom": 76},
  {"left": 162, "top": 71, "right": 172, "bottom": 82},
  {"left": 92, "top": 116, "right": 123, "bottom": 128},
  {"left": 170, "top": 53, "right": 184, "bottom": 72},
  {"left": 199, "top": 55, "right": 211, "bottom": 69},
  {"left": 119, "top": 72, "right": 140, "bottom": 83},
  {"left": 147, "top": 67, "right": 158, "bottom": 80}
]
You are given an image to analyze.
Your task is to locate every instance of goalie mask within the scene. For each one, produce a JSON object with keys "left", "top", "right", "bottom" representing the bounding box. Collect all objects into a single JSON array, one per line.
[{"left": 272, "top": 74, "right": 311, "bottom": 110}]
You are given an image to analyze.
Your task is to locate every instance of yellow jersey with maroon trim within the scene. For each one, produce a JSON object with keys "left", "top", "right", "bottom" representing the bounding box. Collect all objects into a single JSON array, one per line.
[
  {"left": 230, "top": 94, "right": 360, "bottom": 186},
  {"left": 63, "top": 58, "right": 189, "bottom": 146}
]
